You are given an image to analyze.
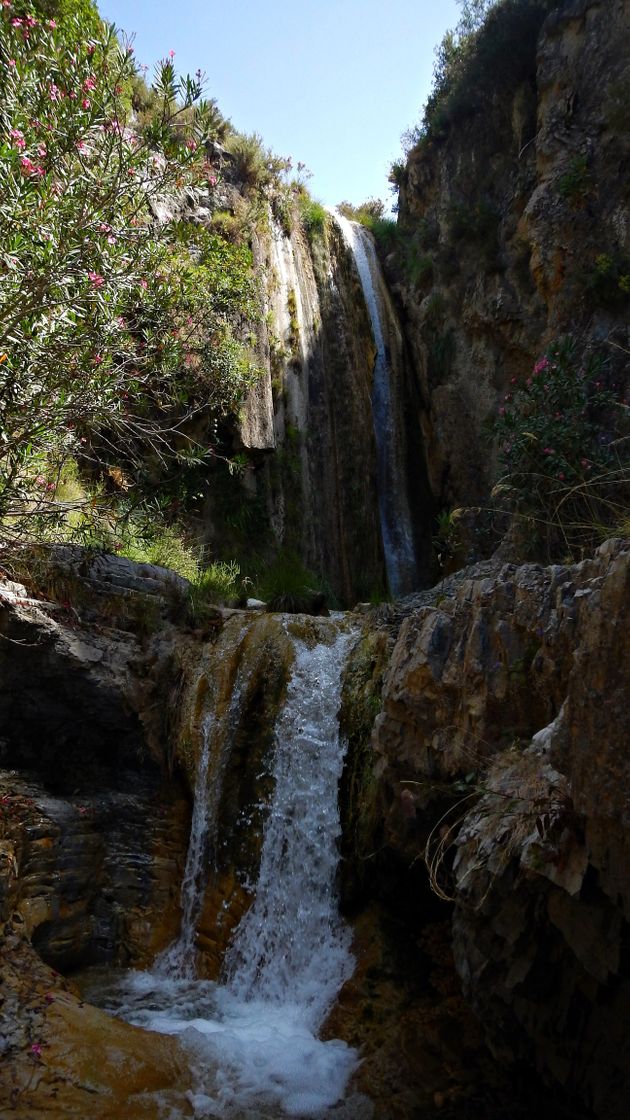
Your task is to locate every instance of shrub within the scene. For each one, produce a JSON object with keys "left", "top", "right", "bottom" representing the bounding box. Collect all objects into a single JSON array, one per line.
[
  {"left": 493, "top": 336, "right": 630, "bottom": 559},
  {"left": 0, "top": 7, "right": 259, "bottom": 545},
  {"left": 225, "top": 132, "right": 292, "bottom": 196},
  {"left": 584, "top": 253, "right": 630, "bottom": 309},
  {"left": 187, "top": 560, "right": 242, "bottom": 618},
  {"left": 255, "top": 551, "right": 327, "bottom": 614},
  {"left": 557, "top": 154, "right": 591, "bottom": 207},
  {"left": 403, "top": 0, "right": 554, "bottom": 152},
  {"left": 299, "top": 196, "right": 328, "bottom": 242}
]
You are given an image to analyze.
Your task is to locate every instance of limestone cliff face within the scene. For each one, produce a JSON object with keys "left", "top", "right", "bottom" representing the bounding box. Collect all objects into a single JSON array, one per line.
[
  {"left": 392, "top": 0, "right": 630, "bottom": 511},
  {"left": 206, "top": 213, "right": 393, "bottom": 605},
  {"left": 362, "top": 539, "right": 630, "bottom": 1116}
]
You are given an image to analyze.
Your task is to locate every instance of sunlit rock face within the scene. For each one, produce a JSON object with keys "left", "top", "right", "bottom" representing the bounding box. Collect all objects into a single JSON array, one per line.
[{"left": 392, "top": 0, "right": 630, "bottom": 517}]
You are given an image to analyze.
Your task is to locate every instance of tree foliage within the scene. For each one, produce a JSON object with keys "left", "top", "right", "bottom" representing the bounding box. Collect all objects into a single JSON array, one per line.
[
  {"left": 401, "top": 0, "right": 554, "bottom": 153},
  {"left": 0, "top": 4, "right": 258, "bottom": 543}
]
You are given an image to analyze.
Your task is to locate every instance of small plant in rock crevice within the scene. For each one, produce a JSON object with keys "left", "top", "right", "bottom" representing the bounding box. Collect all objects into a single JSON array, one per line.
[{"left": 493, "top": 336, "right": 630, "bottom": 559}]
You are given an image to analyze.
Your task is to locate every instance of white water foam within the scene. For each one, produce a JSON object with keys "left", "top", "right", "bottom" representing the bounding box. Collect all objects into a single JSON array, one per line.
[{"left": 85, "top": 623, "right": 359, "bottom": 1118}]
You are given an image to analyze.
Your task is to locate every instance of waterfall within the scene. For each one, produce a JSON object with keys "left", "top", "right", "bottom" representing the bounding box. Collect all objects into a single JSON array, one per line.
[
  {"left": 155, "top": 714, "right": 214, "bottom": 979},
  {"left": 331, "top": 210, "right": 418, "bottom": 597},
  {"left": 86, "top": 619, "right": 359, "bottom": 1118},
  {"left": 223, "top": 628, "right": 355, "bottom": 1027}
]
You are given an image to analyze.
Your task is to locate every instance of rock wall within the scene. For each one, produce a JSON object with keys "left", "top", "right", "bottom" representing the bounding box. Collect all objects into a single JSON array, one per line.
[
  {"left": 392, "top": 0, "right": 630, "bottom": 512},
  {"left": 206, "top": 212, "right": 421, "bottom": 604},
  {"left": 358, "top": 539, "right": 630, "bottom": 1117}
]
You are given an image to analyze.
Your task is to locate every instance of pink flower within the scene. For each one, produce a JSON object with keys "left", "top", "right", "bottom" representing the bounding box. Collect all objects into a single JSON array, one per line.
[
  {"left": 580, "top": 458, "right": 589, "bottom": 467},
  {"left": 107, "top": 235, "right": 115, "bottom": 244},
  {"left": 208, "top": 175, "right": 217, "bottom": 186},
  {"left": 93, "top": 354, "right": 103, "bottom": 364},
  {"left": 498, "top": 406, "right": 505, "bottom": 416},
  {"left": 526, "top": 377, "right": 532, "bottom": 386},
  {"left": 185, "top": 138, "right": 197, "bottom": 151},
  {"left": 558, "top": 472, "right": 565, "bottom": 481},
  {"left": 543, "top": 447, "right": 554, "bottom": 454},
  {"left": 83, "top": 76, "right": 97, "bottom": 92},
  {"left": 81, "top": 98, "right": 90, "bottom": 109},
  {"left": 49, "top": 83, "right": 61, "bottom": 101},
  {"left": 87, "top": 271, "right": 104, "bottom": 287},
  {"left": 35, "top": 475, "right": 46, "bottom": 487},
  {"left": 8, "top": 58, "right": 17, "bottom": 68},
  {"left": 11, "top": 17, "right": 23, "bottom": 26},
  {"left": 10, "top": 128, "right": 25, "bottom": 150},
  {"left": 30, "top": 1043, "right": 42, "bottom": 1057},
  {"left": 139, "top": 278, "right": 148, "bottom": 289},
  {"left": 76, "top": 140, "right": 87, "bottom": 153},
  {"left": 19, "top": 156, "right": 34, "bottom": 174},
  {"left": 48, "top": 18, "right": 57, "bottom": 27},
  {"left": 168, "top": 49, "right": 175, "bottom": 58},
  {"left": 534, "top": 357, "right": 549, "bottom": 375}
]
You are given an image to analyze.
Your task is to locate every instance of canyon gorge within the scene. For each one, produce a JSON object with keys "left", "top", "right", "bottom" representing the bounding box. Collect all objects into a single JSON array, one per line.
[{"left": 1, "top": 1, "right": 630, "bottom": 1118}]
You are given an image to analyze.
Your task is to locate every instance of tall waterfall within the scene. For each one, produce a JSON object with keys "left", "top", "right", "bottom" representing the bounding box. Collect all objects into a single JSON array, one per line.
[
  {"left": 331, "top": 210, "right": 418, "bottom": 597},
  {"left": 87, "top": 619, "right": 359, "bottom": 1118}
]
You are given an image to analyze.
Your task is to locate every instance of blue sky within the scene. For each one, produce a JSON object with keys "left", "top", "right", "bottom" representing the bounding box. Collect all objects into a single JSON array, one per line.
[{"left": 99, "top": 0, "right": 461, "bottom": 208}]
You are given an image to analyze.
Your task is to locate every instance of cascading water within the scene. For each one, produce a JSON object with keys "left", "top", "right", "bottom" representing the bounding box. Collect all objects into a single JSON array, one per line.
[
  {"left": 84, "top": 620, "right": 360, "bottom": 1119},
  {"left": 331, "top": 210, "right": 417, "bottom": 597},
  {"left": 155, "top": 714, "right": 214, "bottom": 979},
  {"left": 223, "top": 630, "right": 355, "bottom": 1028}
]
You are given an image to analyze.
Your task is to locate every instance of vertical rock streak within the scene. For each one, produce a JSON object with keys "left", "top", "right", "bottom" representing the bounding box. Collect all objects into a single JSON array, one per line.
[{"left": 331, "top": 211, "right": 418, "bottom": 597}]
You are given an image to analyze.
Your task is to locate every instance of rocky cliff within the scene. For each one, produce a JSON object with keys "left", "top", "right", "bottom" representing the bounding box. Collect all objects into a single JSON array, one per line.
[
  {"left": 2, "top": 538, "right": 630, "bottom": 1117},
  {"left": 391, "top": 0, "right": 630, "bottom": 515},
  {"left": 346, "top": 538, "right": 630, "bottom": 1118}
]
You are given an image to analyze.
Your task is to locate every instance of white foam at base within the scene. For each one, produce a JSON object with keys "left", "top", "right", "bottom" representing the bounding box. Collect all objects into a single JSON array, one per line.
[{"left": 89, "top": 970, "right": 357, "bottom": 1118}]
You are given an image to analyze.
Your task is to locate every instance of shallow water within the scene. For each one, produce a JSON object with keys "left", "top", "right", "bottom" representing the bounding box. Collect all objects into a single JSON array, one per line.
[{"left": 80, "top": 625, "right": 362, "bottom": 1119}]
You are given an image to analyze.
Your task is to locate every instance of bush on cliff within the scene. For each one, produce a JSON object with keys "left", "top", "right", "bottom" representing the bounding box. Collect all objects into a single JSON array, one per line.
[
  {"left": 493, "top": 337, "right": 630, "bottom": 559},
  {"left": 403, "top": 0, "right": 555, "bottom": 151}
]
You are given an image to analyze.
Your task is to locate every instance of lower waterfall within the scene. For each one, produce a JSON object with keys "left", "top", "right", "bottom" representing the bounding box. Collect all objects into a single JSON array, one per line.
[{"left": 84, "top": 619, "right": 359, "bottom": 1118}]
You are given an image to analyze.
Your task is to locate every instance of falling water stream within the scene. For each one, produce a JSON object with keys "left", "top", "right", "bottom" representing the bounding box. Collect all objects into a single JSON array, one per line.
[
  {"left": 83, "top": 620, "right": 359, "bottom": 1118},
  {"left": 331, "top": 211, "right": 417, "bottom": 597}
]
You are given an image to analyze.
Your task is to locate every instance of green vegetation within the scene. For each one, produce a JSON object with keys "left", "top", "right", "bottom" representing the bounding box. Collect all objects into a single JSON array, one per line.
[
  {"left": 298, "top": 195, "right": 328, "bottom": 243},
  {"left": 557, "top": 154, "right": 591, "bottom": 208},
  {"left": 255, "top": 550, "right": 326, "bottom": 613},
  {"left": 400, "top": 0, "right": 554, "bottom": 154},
  {"left": 0, "top": 4, "right": 261, "bottom": 555},
  {"left": 585, "top": 253, "right": 630, "bottom": 309},
  {"left": 493, "top": 336, "right": 630, "bottom": 559}
]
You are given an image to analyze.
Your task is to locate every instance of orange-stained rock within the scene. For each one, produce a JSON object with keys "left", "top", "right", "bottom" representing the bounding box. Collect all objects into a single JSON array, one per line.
[{"left": 0, "top": 928, "right": 194, "bottom": 1119}]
